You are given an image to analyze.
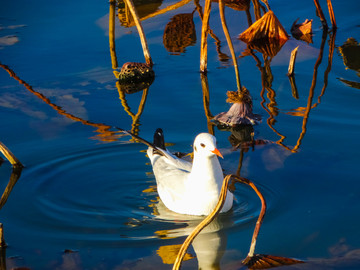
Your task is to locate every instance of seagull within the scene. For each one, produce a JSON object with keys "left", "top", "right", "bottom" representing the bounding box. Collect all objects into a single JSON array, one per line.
[{"left": 147, "top": 128, "right": 233, "bottom": 216}]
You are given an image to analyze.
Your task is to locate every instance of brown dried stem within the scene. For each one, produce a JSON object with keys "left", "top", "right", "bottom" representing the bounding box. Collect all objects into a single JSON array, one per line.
[
  {"left": 219, "top": 0, "right": 242, "bottom": 92},
  {"left": 123, "top": 0, "right": 153, "bottom": 67},
  {"left": 200, "top": 0, "right": 212, "bottom": 73},
  {"left": 109, "top": 0, "right": 118, "bottom": 69},
  {"left": 173, "top": 174, "right": 266, "bottom": 270},
  {"left": 287, "top": 46, "right": 299, "bottom": 76}
]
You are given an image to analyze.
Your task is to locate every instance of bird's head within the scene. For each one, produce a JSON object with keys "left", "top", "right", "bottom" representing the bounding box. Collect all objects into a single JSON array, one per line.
[{"left": 193, "top": 133, "right": 223, "bottom": 159}]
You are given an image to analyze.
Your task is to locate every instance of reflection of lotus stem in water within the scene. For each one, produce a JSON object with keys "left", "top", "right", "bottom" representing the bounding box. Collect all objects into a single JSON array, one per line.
[
  {"left": 0, "top": 223, "right": 5, "bottom": 247},
  {"left": 0, "top": 166, "right": 23, "bottom": 210},
  {"left": 0, "top": 63, "right": 121, "bottom": 142},
  {"left": 117, "top": 83, "right": 149, "bottom": 137},
  {"left": 313, "top": 0, "right": 337, "bottom": 29},
  {"left": 292, "top": 29, "right": 330, "bottom": 152}
]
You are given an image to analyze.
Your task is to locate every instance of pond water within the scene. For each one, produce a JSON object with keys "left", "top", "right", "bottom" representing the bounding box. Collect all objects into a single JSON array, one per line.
[{"left": 1, "top": 0, "right": 359, "bottom": 269}]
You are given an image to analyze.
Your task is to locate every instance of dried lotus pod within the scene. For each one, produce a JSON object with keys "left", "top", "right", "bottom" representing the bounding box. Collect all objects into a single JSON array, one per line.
[
  {"left": 118, "top": 62, "right": 154, "bottom": 82},
  {"left": 163, "top": 13, "right": 196, "bottom": 54}
]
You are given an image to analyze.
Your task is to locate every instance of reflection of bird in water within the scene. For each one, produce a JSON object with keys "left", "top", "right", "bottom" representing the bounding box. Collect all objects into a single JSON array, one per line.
[
  {"left": 147, "top": 129, "right": 233, "bottom": 216},
  {"left": 154, "top": 199, "right": 231, "bottom": 270}
]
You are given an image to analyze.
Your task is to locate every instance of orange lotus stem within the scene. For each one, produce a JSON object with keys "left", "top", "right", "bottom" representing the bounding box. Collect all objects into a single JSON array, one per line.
[
  {"left": 109, "top": 0, "right": 118, "bottom": 69},
  {"left": 173, "top": 174, "right": 266, "bottom": 269},
  {"left": 123, "top": 0, "right": 153, "bottom": 67},
  {"left": 219, "top": 0, "right": 242, "bottom": 92},
  {"left": 0, "top": 142, "right": 23, "bottom": 167},
  {"left": 200, "top": 0, "right": 211, "bottom": 73}
]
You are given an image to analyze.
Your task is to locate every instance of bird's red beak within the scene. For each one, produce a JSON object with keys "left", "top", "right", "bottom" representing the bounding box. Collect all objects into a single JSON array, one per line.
[{"left": 211, "top": 148, "right": 224, "bottom": 159}]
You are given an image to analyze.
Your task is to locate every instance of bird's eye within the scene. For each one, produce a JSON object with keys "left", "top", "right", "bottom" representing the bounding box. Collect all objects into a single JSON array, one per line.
[{"left": 200, "top": 143, "right": 205, "bottom": 148}]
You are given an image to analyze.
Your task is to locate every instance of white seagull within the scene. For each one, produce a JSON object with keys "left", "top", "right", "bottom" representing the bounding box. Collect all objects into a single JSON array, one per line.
[{"left": 147, "top": 129, "right": 233, "bottom": 216}]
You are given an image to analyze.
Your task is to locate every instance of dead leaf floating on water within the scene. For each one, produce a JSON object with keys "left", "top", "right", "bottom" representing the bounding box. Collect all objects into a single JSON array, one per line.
[
  {"left": 242, "top": 254, "right": 304, "bottom": 269},
  {"left": 238, "top": 11, "right": 288, "bottom": 57},
  {"left": 291, "top": 18, "right": 313, "bottom": 44},
  {"left": 163, "top": 13, "right": 196, "bottom": 54}
]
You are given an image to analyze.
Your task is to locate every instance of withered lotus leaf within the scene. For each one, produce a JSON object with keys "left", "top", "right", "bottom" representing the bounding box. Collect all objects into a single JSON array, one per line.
[
  {"left": 239, "top": 10, "right": 288, "bottom": 43},
  {"left": 291, "top": 18, "right": 313, "bottom": 44}
]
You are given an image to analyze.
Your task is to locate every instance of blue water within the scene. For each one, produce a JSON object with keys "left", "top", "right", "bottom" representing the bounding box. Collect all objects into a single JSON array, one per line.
[{"left": 1, "top": 0, "right": 360, "bottom": 269}]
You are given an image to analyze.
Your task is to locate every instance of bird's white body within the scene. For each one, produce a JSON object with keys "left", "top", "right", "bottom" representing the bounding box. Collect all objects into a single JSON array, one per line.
[{"left": 147, "top": 133, "right": 233, "bottom": 216}]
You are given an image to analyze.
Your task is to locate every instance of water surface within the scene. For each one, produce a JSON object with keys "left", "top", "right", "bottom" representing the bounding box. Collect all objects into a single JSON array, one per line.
[{"left": 1, "top": 0, "right": 360, "bottom": 269}]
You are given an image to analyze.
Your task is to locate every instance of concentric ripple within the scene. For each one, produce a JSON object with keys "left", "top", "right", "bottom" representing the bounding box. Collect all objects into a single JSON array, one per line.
[{"left": 6, "top": 142, "right": 276, "bottom": 247}]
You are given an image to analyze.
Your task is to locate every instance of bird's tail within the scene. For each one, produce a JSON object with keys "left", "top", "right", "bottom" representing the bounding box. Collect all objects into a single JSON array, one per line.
[{"left": 153, "top": 128, "right": 166, "bottom": 150}]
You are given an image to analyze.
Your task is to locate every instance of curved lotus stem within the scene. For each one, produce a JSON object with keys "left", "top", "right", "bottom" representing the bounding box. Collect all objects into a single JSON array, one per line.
[
  {"left": 0, "top": 142, "right": 23, "bottom": 168},
  {"left": 219, "top": 0, "right": 242, "bottom": 93},
  {"left": 0, "top": 166, "right": 23, "bottom": 210},
  {"left": 173, "top": 174, "right": 266, "bottom": 270}
]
